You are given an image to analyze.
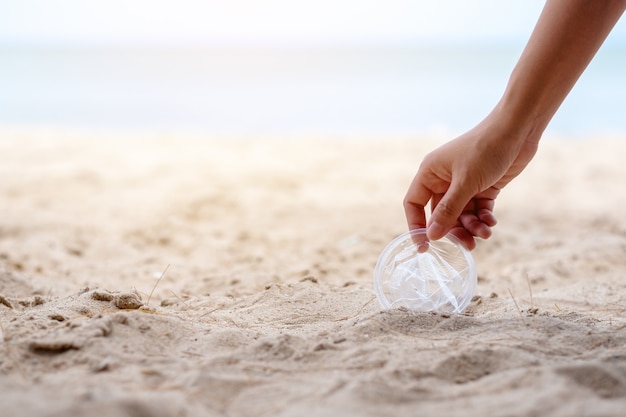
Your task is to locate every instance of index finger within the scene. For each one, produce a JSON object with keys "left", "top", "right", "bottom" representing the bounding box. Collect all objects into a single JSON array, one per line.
[{"left": 403, "top": 178, "right": 432, "bottom": 231}]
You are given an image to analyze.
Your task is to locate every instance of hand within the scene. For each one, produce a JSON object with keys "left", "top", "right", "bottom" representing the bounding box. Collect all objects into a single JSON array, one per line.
[
  {"left": 402, "top": 0, "right": 625, "bottom": 250},
  {"left": 403, "top": 116, "right": 539, "bottom": 250}
]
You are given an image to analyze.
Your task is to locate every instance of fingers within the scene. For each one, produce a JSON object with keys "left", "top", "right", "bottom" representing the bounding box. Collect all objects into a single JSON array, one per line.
[
  {"left": 458, "top": 199, "right": 497, "bottom": 239},
  {"left": 478, "top": 208, "right": 497, "bottom": 227},
  {"left": 426, "top": 179, "right": 476, "bottom": 241},
  {"left": 404, "top": 170, "right": 498, "bottom": 249},
  {"left": 459, "top": 213, "right": 492, "bottom": 240},
  {"left": 474, "top": 197, "right": 497, "bottom": 227},
  {"left": 448, "top": 226, "right": 477, "bottom": 251},
  {"left": 403, "top": 178, "right": 431, "bottom": 231},
  {"left": 404, "top": 178, "right": 435, "bottom": 252}
]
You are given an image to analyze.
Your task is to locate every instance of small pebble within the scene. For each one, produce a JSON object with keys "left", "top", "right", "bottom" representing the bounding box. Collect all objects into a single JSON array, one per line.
[
  {"left": 0, "top": 294, "right": 13, "bottom": 309},
  {"left": 114, "top": 293, "right": 143, "bottom": 310},
  {"left": 48, "top": 313, "right": 67, "bottom": 322},
  {"left": 92, "top": 290, "right": 114, "bottom": 302}
]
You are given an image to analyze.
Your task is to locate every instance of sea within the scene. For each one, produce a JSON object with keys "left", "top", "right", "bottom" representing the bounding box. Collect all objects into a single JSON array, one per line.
[{"left": 1, "top": 43, "right": 624, "bottom": 138}]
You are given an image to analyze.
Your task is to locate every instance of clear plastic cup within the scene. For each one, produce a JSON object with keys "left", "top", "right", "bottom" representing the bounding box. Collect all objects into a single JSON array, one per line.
[{"left": 373, "top": 228, "right": 477, "bottom": 314}]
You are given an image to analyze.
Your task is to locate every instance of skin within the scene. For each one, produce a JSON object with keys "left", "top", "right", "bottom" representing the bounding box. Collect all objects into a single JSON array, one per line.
[{"left": 404, "top": 0, "right": 626, "bottom": 250}]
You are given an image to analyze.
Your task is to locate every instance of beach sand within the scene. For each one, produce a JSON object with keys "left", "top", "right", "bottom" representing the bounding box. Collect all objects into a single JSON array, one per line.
[{"left": 1, "top": 132, "right": 626, "bottom": 416}]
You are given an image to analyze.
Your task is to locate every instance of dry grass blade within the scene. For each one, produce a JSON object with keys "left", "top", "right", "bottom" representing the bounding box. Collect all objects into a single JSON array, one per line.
[
  {"left": 147, "top": 264, "right": 171, "bottom": 306},
  {"left": 508, "top": 288, "right": 524, "bottom": 320},
  {"left": 526, "top": 273, "right": 534, "bottom": 308}
]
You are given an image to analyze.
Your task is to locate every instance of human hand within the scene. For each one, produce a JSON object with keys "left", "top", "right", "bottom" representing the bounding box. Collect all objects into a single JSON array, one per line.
[
  {"left": 401, "top": 0, "right": 626, "bottom": 251},
  {"left": 403, "top": 119, "right": 539, "bottom": 250}
]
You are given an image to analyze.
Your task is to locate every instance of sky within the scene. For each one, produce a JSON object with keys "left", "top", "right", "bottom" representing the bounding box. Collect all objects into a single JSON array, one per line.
[
  {"left": 0, "top": 0, "right": 561, "bottom": 47},
  {"left": 0, "top": 0, "right": 624, "bottom": 135}
]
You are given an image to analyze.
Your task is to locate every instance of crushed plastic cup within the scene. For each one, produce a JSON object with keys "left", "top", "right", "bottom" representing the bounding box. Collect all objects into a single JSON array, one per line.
[{"left": 373, "top": 228, "right": 477, "bottom": 314}]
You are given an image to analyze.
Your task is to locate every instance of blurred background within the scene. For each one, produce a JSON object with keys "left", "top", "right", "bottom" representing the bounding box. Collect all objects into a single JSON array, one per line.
[{"left": 0, "top": 0, "right": 624, "bottom": 138}]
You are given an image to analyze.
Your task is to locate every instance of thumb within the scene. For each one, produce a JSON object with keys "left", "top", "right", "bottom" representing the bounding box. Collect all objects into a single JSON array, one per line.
[{"left": 427, "top": 180, "right": 475, "bottom": 241}]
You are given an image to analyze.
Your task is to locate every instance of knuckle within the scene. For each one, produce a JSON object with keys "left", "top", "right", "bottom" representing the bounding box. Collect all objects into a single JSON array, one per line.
[
  {"left": 436, "top": 201, "right": 457, "bottom": 218},
  {"left": 402, "top": 195, "right": 414, "bottom": 208}
]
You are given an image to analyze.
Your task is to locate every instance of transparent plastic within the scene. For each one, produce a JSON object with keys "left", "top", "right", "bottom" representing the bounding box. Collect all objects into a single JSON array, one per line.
[{"left": 373, "top": 228, "right": 477, "bottom": 313}]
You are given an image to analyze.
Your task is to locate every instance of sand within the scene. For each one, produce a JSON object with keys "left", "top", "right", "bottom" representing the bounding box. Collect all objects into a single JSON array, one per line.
[{"left": 1, "top": 132, "right": 626, "bottom": 416}]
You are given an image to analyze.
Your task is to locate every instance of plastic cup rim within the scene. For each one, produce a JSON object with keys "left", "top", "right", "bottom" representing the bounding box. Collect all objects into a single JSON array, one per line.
[{"left": 373, "top": 228, "right": 477, "bottom": 311}]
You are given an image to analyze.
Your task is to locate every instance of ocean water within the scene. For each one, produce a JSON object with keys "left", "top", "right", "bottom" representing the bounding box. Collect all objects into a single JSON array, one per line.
[{"left": 0, "top": 45, "right": 624, "bottom": 137}]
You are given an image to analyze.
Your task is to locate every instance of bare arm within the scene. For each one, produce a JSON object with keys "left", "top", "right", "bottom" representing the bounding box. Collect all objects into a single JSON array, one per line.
[
  {"left": 404, "top": 0, "right": 626, "bottom": 250},
  {"left": 503, "top": 0, "right": 626, "bottom": 138}
]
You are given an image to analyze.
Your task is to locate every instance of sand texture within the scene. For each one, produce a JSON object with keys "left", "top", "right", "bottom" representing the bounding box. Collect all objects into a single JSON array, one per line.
[{"left": 2, "top": 133, "right": 626, "bottom": 416}]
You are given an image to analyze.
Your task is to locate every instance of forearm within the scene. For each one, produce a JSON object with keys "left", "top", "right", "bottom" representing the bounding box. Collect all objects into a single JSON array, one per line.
[{"left": 496, "top": 0, "right": 625, "bottom": 142}]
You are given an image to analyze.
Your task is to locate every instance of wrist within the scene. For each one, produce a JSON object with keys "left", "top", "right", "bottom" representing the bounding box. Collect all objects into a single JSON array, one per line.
[{"left": 489, "top": 89, "right": 547, "bottom": 146}]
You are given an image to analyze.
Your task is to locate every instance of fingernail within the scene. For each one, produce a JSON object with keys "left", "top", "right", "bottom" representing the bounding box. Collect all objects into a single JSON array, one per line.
[{"left": 427, "top": 221, "right": 446, "bottom": 240}]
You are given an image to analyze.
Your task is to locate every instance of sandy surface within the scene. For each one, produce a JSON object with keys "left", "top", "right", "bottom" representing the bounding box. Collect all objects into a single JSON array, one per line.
[{"left": 1, "top": 132, "right": 626, "bottom": 416}]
